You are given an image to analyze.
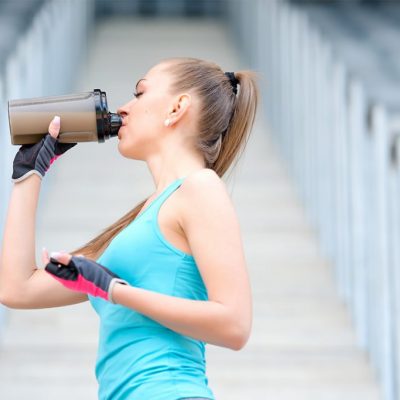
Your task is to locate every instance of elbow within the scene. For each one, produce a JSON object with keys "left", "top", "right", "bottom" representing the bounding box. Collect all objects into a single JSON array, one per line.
[
  {"left": 0, "top": 283, "right": 11, "bottom": 308},
  {"left": 228, "top": 330, "right": 250, "bottom": 351},
  {"left": 0, "top": 292, "right": 10, "bottom": 308},
  {"left": 218, "top": 304, "right": 252, "bottom": 351},
  {"left": 226, "top": 320, "right": 252, "bottom": 351},
  {"left": 0, "top": 286, "right": 8, "bottom": 307},
  {"left": 0, "top": 289, "right": 22, "bottom": 309},
  {"left": 0, "top": 292, "right": 15, "bottom": 309}
]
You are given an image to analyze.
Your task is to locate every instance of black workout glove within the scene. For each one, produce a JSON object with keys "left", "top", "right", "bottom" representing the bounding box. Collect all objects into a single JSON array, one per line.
[
  {"left": 45, "top": 253, "right": 129, "bottom": 304},
  {"left": 11, "top": 116, "right": 77, "bottom": 183}
]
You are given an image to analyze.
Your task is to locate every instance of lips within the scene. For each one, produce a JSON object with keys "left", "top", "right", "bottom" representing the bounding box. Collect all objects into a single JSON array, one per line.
[{"left": 118, "top": 124, "right": 126, "bottom": 139}]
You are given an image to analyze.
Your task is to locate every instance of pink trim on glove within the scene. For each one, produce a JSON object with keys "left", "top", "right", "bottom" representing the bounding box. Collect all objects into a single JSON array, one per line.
[
  {"left": 46, "top": 155, "right": 61, "bottom": 171},
  {"left": 46, "top": 271, "right": 109, "bottom": 301}
]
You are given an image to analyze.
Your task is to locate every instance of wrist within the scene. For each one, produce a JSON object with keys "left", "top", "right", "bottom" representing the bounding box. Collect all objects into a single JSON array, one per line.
[
  {"left": 13, "top": 171, "right": 43, "bottom": 185},
  {"left": 108, "top": 278, "right": 129, "bottom": 304}
]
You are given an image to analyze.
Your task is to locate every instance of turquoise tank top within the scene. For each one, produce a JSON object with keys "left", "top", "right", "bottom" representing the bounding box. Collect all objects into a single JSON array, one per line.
[{"left": 88, "top": 177, "right": 215, "bottom": 400}]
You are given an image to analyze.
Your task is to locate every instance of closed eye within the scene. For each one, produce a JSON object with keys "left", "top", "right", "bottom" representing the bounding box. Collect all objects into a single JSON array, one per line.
[{"left": 133, "top": 91, "right": 143, "bottom": 98}]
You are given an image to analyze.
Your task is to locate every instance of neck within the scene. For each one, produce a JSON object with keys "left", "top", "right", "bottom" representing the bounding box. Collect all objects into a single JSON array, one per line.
[{"left": 146, "top": 145, "right": 206, "bottom": 193}]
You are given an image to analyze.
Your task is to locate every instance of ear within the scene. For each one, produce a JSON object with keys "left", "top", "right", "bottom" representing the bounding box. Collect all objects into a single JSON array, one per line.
[{"left": 166, "top": 93, "right": 191, "bottom": 126}]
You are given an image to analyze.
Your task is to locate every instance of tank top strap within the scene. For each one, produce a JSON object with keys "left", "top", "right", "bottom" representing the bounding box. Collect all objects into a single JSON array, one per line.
[
  {"left": 151, "top": 176, "right": 186, "bottom": 212},
  {"left": 133, "top": 176, "right": 189, "bottom": 224}
]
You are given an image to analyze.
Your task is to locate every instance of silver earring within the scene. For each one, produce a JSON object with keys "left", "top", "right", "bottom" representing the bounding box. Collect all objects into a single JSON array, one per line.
[{"left": 164, "top": 119, "right": 171, "bottom": 127}]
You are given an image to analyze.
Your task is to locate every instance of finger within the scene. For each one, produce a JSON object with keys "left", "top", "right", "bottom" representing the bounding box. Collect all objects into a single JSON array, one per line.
[
  {"left": 42, "top": 247, "right": 50, "bottom": 265},
  {"left": 45, "top": 261, "right": 62, "bottom": 275},
  {"left": 45, "top": 258, "right": 75, "bottom": 281},
  {"left": 48, "top": 115, "right": 61, "bottom": 139},
  {"left": 49, "top": 251, "right": 72, "bottom": 266}
]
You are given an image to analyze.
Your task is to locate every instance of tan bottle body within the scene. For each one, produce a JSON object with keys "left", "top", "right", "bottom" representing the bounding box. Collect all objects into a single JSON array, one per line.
[{"left": 8, "top": 89, "right": 122, "bottom": 145}]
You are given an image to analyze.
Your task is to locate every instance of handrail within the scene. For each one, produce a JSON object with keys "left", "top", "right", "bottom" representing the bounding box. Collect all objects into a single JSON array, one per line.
[
  {"left": 227, "top": 1, "right": 400, "bottom": 399},
  {"left": 0, "top": 0, "right": 95, "bottom": 339}
]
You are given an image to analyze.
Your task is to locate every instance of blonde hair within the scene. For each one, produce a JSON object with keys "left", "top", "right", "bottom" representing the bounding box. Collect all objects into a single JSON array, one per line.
[{"left": 70, "top": 57, "right": 260, "bottom": 260}]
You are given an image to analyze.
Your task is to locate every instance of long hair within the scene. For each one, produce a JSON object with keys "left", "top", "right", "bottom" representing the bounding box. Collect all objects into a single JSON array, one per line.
[{"left": 70, "top": 57, "right": 260, "bottom": 260}]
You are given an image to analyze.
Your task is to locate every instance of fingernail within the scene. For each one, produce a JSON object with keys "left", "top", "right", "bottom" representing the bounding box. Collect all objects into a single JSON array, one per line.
[
  {"left": 42, "top": 246, "right": 46, "bottom": 252},
  {"left": 53, "top": 116, "right": 60, "bottom": 125},
  {"left": 50, "top": 251, "right": 62, "bottom": 259}
]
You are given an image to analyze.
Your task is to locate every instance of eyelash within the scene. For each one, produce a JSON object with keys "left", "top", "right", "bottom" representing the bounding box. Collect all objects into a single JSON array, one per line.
[{"left": 133, "top": 91, "right": 143, "bottom": 98}]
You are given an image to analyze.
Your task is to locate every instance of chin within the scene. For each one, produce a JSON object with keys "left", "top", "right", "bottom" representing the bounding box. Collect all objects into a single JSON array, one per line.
[{"left": 117, "top": 141, "right": 145, "bottom": 161}]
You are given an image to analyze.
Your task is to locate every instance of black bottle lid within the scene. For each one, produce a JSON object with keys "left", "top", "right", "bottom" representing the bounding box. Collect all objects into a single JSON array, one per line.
[{"left": 93, "top": 89, "right": 122, "bottom": 142}]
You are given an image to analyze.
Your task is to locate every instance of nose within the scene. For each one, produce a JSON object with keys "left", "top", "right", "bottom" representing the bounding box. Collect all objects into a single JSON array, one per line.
[
  {"left": 117, "top": 106, "right": 128, "bottom": 117},
  {"left": 117, "top": 100, "right": 132, "bottom": 116}
]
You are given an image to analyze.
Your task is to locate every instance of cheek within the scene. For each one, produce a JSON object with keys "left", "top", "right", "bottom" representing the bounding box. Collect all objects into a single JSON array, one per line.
[
  {"left": 123, "top": 98, "right": 164, "bottom": 140},
  {"left": 131, "top": 104, "right": 158, "bottom": 129},
  {"left": 143, "top": 107, "right": 160, "bottom": 127}
]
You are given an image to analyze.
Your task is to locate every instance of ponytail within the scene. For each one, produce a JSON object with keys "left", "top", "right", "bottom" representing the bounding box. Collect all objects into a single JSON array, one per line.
[
  {"left": 70, "top": 58, "right": 260, "bottom": 260},
  {"left": 213, "top": 70, "right": 260, "bottom": 177}
]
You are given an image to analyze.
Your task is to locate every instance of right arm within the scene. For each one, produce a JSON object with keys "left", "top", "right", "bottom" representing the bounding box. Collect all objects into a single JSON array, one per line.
[
  {"left": 0, "top": 173, "right": 88, "bottom": 309},
  {"left": 0, "top": 118, "right": 88, "bottom": 310}
]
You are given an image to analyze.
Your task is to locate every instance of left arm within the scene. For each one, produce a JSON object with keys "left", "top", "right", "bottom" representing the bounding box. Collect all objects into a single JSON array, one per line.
[
  {"left": 113, "top": 170, "right": 253, "bottom": 350},
  {"left": 113, "top": 284, "right": 244, "bottom": 349}
]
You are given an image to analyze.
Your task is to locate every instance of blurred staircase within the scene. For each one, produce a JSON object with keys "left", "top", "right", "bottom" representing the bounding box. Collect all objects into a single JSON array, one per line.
[{"left": 0, "top": 15, "right": 384, "bottom": 400}]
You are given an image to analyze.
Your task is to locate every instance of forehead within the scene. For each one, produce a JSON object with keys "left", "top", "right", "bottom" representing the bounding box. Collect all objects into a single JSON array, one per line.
[
  {"left": 134, "top": 63, "right": 175, "bottom": 93},
  {"left": 141, "top": 63, "right": 172, "bottom": 85}
]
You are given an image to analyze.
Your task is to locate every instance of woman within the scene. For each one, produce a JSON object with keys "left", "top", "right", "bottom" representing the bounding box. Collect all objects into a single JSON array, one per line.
[{"left": 0, "top": 57, "right": 259, "bottom": 399}]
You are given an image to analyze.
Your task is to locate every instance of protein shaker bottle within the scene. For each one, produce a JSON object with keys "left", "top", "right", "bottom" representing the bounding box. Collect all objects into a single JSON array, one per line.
[{"left": 8, "top": 89, "right": 122, "bottom": 145}]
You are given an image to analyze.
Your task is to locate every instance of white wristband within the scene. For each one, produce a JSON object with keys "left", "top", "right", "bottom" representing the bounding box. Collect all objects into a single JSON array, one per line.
[{"left": 108, "top": 278, "right": 129, "bottom": 304}]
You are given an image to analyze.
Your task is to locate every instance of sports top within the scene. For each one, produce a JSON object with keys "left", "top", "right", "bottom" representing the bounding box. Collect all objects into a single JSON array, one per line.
[{"left": 88, "top": 176, "right": 215, "bottom": 400}]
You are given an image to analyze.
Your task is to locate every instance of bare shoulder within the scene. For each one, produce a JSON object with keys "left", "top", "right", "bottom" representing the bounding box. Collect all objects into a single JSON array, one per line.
[
  {"left": 180, "top": 168, "right": 230, "bottom": 203},
  {"left": 181, "top": 168, "right": 225, "bottom": 191},
  {"left": 178, "top": 168, "right": 236, "bottom": 228}
]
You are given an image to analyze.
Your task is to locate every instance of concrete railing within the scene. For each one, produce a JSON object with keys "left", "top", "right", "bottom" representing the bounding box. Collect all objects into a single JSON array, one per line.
[
  {"left": 227, "top": 1, "right": 400, "bottom": 399},
  {"left": 0, "top": 0, "right": 95, "bottom": 337},
  {"left": 95, "top": 0, "right": 223, "bottom": 17}
]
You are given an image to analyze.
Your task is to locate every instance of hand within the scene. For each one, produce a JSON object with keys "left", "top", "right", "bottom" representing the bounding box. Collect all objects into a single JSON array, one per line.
[
  {"left": 43, "top": 249, "right": 128, "bottom": 304},
  {"left": 12, "top": 115, "right": 77, "bottom": 183}
]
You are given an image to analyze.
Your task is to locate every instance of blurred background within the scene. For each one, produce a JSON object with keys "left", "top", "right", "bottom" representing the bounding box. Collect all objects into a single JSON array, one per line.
[{"left": 1, "top": 0, "right": 400, "bottom": 399}]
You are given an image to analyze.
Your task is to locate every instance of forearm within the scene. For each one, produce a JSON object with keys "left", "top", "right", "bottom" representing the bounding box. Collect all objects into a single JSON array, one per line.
[
  {"left": 0, "top": 174, "right": 41, "bottom": 293},
  {"left": 112, "top": 283, "right": 248, "bottom": 350}
]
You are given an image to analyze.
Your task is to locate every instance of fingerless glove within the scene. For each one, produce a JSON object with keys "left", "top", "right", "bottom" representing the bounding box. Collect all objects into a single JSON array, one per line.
[
  {"left": 12, "top": 133, "right": 77, "bottom": 183},
  {"left": 45, "top": 255, "right": 128, "bottom": 304}
]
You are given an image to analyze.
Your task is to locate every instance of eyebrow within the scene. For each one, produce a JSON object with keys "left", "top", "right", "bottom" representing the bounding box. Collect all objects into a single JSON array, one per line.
[{"left": 135, "top": 78, "right": 147, "bottom": 90}]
